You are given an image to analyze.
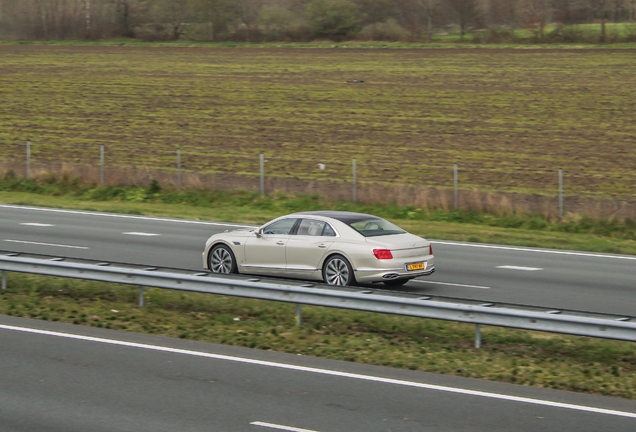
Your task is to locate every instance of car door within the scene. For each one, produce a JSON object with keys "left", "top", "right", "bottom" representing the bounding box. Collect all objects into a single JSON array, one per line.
[
  {"left": 285, "top": 218, "right": 337, "bottom": 278},
  {"left": 243, "top": 217, "right": 299, "bottom": 275}
]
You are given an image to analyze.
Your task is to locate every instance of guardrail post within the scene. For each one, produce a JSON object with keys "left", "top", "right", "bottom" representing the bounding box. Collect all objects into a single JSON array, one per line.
[
  {"left": 260, "top": 153, "right": 265, "bottom": 196},
  {"left": 454, "top": 163, "right": 458, "bottom": 209},
  {"left": 139, "top": 286, "right": 145, "bottom": 307},
  {"left": 26, "top": 141, "right": 31, "bottom": 180},
  {"left": 558, "top": 169, "right": 563, "bottom": 217},
  {"left": 177, "top": 149, "right": 182, "bottom": 191},
  {"left": 295, "top": 303, "right": 302, "bottom": 326},
  {"left": 1, "top": 270, "right": 6, "bottom": 290},
  {"left": 475, "top": 324, "right": 481, "bottom": 349},
  {"left": 100, "top": 145, "right": 105, "bottom": 186},
  {"left": 352, "top": 158, "right": 357, "bottom": 204}
]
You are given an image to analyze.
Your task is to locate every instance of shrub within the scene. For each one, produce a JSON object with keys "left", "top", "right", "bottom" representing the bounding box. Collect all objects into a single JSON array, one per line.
[
  {"left": 304, "top": 0, "right": 362, "bottom": 41},
  {"left": 356, "top": 19, "right": 410, "bottom": 42},
  {"left": 259, "top": 5, "right": 301, "bottom": 41}
]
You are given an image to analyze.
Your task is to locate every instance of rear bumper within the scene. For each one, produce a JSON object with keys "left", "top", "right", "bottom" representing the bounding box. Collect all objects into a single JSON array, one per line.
[{"left": 354, "top": 265, "right": 435, "bottom": 283}]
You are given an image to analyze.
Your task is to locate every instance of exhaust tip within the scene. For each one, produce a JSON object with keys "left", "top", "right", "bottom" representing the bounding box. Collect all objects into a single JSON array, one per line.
[{"left": 382, "top": 273, "right": 399, "bottom": 279}]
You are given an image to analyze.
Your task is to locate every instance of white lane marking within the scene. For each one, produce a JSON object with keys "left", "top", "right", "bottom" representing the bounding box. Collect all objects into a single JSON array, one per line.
[
  {"left": 122, "top": 232, "right": 161, "bottom": 237},
  {"left": 19, "top": 223, "right": 55, "bottom": 227},
  {"left": 3, "top": 240, "right": 88, "bottom": 249},
  {"left": 251, "top": 421, "right": 320, "bottom": 432},
  {"left": 413, "top": 280, "right": 490, "bottom": 289},
  {"left": 0, "top": 204, "right": 255, "bottom": 228},
  {"left": 431, "top": 240, "right": 636, "bottom": 261},
  {"left": 0, "top": 324, "right": 635, "bottom": 420},
  {"left": 497, "top": 266, "right": 543, "bottom": 271}
]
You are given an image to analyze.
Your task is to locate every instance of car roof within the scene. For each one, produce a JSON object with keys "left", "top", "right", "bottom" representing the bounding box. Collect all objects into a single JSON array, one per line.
[{"left": 289, "top": 211, "right": 382, "bottom": 224}]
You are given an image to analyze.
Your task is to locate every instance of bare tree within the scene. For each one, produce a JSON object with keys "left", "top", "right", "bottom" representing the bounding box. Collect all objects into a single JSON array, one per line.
[
  {"left": 107, "top": 0, "right": 151, "bottom": 38},
  {"left": 488, "top": 0, "right": 521, "bottom": 29},
  {"left": 521, "top": 0, "right": 552, "bottom": 41},
  {"left": 234, "top": 0, "right": 264, "bottom": 40},
  {"left": 590, "top": 0, "right": 611, "bottom": 41},
  {"left": 190, "top": 0, "right": 235, "bottom": 40},
  {"left": 417, "top": 0, "right": 439, "bottom": 42},
  {"left": 152, "top": 0, "right": 191, "bottom": 39},
  {"left": 445, "top": 0, "right": 482, "bottom": 41}
]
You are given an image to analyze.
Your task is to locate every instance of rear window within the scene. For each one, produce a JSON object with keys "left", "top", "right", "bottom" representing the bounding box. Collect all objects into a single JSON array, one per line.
[{"left": 346, "top": 218, "right": 406, "bottom": 237}]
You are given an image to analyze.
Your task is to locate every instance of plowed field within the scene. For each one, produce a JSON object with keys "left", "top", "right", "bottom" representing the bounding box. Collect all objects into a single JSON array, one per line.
[{"left": 1, "top": 45, "right": 635, "bottom": 200}]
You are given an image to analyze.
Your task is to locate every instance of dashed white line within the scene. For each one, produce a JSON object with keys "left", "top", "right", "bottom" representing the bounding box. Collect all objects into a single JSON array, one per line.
[
  {"left": 122, "top": 232, "right": 161, "bottom": 237},
  {"left": 413, "top": 280, "right": 490, "bottom": 289},
  {"left": 19, "top": 223, "right": 55, "bottom": 227},
  {"left": 0, "top": 204, "right": 254, "bottom": 228},
  {"left": 431, "top": 240, "right": 636, "bottom": 261},
  {"left": 3, "top": 239, "right": 88, "bottom": 249},
  {"left": 251, "top": 422, "right": 320, "bottom": 432},
  {"left": 1, "top": 324, "right": 634, "bottom": 420},
  {"left": 497, "top": 266, "right": 543, "bottom": 271}
]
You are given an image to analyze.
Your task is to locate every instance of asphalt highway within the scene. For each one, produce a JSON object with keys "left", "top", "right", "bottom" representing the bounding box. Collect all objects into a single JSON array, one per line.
[
  {"left": 1, "top": 316, "right": 635, "bottom": 432},
  {"left": 0, "top": 204, "right": 634, "bottom": 315}
]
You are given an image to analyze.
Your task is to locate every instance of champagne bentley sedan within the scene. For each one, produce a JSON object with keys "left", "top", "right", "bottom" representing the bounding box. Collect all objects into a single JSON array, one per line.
[{"left": 203, "top": 211, "right": 435, "bottom": 286}]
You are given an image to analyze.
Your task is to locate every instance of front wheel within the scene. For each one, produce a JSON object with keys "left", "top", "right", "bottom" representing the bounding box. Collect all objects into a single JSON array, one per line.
[
  {"left": 323, "top": 255, "right": 355, "bottom": 286},
  {"left": 208, "top": 244, "right": 237, "bottom": 274}
]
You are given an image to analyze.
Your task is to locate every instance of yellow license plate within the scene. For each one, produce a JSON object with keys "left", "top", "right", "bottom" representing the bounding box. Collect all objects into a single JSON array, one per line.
[{"left": 407, "top": 262, "right": 426, "bottom": 271}]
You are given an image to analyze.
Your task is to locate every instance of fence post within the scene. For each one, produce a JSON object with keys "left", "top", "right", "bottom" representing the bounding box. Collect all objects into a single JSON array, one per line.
[
  {"left": 1, "top": 270, "right": 6, "bottom": 290},
  {"left": 559, "top": 169, "right": 563, "bottom": 217},
  {"left": 454, "top": 163, "right": 458, "bottom": 209},
  {"left": 295, "top": 303, "right": 302, "bottom": 326},
  {"left": 139, "top": 286, "right": 145, "bottom": 307},
  {"left": 26, "top": 141, "right": 30, "bottom": 180},
  {"left": 177, "top": 149, "right": 182, "bottom": 191},
  {"left": 260, "top": 153, "right": 265, "bottom": 196},
  {"left": 100, "top": 145, "right": 104, "bottom": 186},
  {"left": 475, "top": 324, "right": 481, "bottom": 349},
  {"left": 352, "top": 158, "right": 357, "bottom": 203}
]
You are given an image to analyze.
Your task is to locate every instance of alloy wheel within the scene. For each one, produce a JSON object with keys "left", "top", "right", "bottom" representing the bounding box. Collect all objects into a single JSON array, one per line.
[
  {"left": 325, "top": 257, "right": 351, "bottom": 286},
  {"left": 210, "top": 246, "right": 234, "bottom": 274}
]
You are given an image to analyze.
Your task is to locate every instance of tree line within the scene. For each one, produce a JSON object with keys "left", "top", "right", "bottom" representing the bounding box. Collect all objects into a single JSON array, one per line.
[{"left": 1, "top": 0, "right": 635, "bottom": 43}]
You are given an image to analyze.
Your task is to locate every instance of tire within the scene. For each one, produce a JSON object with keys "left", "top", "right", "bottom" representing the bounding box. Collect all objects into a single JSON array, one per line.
[
  {"left": 383, "top": 278, "right": 410, "bottom": 287},
  {"left": 208, "top": 244, "right": 237, "bottom": 274},
  {"left": 323, "top": 255, "right": 356, "bottom": 286}
]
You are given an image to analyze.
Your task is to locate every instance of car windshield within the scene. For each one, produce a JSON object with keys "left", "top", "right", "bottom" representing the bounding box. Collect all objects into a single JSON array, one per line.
[{"left": 345, "top": 218, "right": 406, "bottom": 237}]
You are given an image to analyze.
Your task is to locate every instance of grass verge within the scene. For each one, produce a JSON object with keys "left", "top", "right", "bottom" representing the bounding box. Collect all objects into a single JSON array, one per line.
[{"left": 1, "top": 274, "right": 634, "bottom": 399}]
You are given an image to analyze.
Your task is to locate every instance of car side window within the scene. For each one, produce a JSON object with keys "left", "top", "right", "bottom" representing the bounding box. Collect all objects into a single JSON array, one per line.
[
  {"left": 263, "top": 218, "right": 298, "bottom": 235},
  {"left": 322, "top": 223, "right": 336, "bottom": 237},
  {"left": 295, "top": 219, "right": 337, "bottom": 237},
  {"left": 297, "top": 219, "right": 325, "bottom": 236}
]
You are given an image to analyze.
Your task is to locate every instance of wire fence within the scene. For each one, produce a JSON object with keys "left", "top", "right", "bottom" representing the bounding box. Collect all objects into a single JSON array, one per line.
[{"left": 2, "top": 141, "right": 636, "bottom": 218}]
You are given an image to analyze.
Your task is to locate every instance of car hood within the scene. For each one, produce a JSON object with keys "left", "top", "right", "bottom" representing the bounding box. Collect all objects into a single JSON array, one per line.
[{"left": 364, "top": 233, "right": 429, "bottom": 250}]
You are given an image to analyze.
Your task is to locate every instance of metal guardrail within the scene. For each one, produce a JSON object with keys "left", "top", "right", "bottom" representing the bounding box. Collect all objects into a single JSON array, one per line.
[{"left": 1, "top": 253, "right": 635, "bottom": 346}]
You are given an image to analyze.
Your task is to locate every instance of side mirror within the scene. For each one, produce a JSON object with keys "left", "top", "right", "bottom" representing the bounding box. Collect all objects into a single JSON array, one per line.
[{"left": 255, "top": 228, "right": 262, "bottom": 238}]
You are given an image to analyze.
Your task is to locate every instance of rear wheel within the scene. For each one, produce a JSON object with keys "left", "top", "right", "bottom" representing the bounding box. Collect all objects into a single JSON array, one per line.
[
  {"left": 323, "top": 255, "right": 355, "bottom": 286},
  {"left": 383, "top": 278, "right": 410, "bottom": 287},
  {"left": 208, "top": 244, "right": 237, "bottom": 274}
]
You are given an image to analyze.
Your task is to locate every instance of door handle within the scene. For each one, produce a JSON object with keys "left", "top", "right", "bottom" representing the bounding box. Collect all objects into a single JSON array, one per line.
[
  {"left": 318, "top": 244, "right": 327, "bottom": 248},
  {"left": 276, "top": 241, "right": 285, "bottom": 245}
]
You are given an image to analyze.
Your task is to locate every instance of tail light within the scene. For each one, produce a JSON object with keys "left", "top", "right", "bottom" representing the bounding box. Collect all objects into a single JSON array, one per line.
[
  {"left": 429, "top": 244, "right": 433, "bottom": 255},
  {"left": 373, "top": 249, "right": 393, "bottom": 259}
]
